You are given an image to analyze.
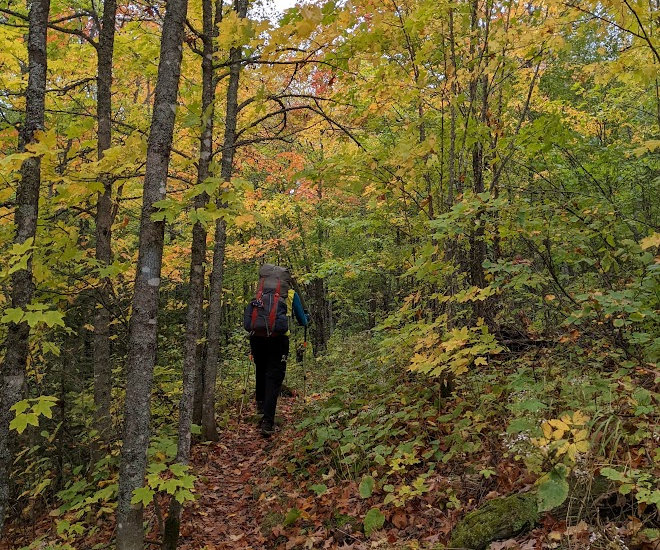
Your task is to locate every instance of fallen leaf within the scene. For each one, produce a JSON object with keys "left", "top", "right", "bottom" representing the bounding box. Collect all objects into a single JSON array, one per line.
[
  {"left": 490, "top": 539, "right": 519, "bottom": 549},
  {"left": 392, "top": 512, "right": 408, "bottom": 529}
]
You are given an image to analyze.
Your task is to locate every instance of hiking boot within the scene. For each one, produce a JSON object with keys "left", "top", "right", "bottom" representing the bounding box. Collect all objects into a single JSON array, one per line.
[
  {"left": 259, "top": 417, "right": 274, "bottom": 437},
  {"left": 256, "top": 400, "right": 264, "bottom": 415}
]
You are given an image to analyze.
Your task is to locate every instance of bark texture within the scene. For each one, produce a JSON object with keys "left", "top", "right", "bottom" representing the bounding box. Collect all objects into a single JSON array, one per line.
[
  {"left": 0, "top": 0, "right": 50, "bottom": 535},
  {"left": 93, "top": 0, "right": 117, "bottom": 454},
  {"left": 201, "top": 0, "right": 248, "bottom": 442},
  {"left": 115, "top": 0, "right": 189, "bottom": 546},
  {"left": 162, "top": 0, "right": 222, "bottom": 546}
]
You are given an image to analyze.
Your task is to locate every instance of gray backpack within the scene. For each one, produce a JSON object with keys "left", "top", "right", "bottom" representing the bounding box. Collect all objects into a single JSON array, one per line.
[{"left": 243, "top": 264, "right": 292, "bottom": 336}]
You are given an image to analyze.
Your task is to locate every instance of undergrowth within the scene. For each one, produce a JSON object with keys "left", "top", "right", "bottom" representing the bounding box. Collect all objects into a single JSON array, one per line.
[{"left": 267, "top": 331, "right": 659, "bottom": 548}]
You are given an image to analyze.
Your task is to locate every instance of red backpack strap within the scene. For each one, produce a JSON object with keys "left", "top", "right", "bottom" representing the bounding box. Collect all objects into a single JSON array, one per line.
[
  {"left": 250, "top": 278, "right": 265, "bottom": 330},
  {"left": 268, "top": 280, "right": 281, "bottom": 333}
]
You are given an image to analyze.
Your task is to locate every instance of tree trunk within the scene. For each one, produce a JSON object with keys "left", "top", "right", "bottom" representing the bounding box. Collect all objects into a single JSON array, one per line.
[
  {"left": 92, "top": 0, "right": 117, "bottom": 457},
  {"left": 0, "top": 0, "right": 50, "bottom": 535},
  {"left": 309, "top": 278, "right": 329, "bottom": 355},
  {"left": 115, "top": 0, "right": 189, "bottom": 546},
  {"left": 162, "top": 0, "right": 222, "bottom": 546},
  {"left": 469, "top": 0, "right": 490, "bottom": 322},
  {"left": 201, "top": 0, "right": 248, "bottom": 442}
]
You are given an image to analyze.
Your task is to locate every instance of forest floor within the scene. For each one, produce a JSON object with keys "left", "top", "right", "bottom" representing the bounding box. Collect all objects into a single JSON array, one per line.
[
  {"left": 176, "top": 395, "right": 454, "bottom": 550},
  {"left": 177, "top": 400, "right": 298, "bottom": 549},
  {"left": 3, "top": 335, "right": 657, "bottom": 549}
]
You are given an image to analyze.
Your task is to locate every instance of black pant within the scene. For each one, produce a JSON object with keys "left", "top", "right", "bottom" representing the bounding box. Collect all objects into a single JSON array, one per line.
[{"left": 250, "top": 335, "right": 289, "bottom": 423}]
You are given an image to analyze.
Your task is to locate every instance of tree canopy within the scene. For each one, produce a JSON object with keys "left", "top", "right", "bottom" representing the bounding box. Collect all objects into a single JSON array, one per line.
[{"left": 0, "top": 0, "right": 658, "bottom": 547}]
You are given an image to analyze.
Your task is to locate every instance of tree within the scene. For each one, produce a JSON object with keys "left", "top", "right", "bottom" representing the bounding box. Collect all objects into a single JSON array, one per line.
[
  {"left": 0, "top": 0, "right": 50, "bottom": 535},
  {"left": 161, "top": 0, "right": 228, "bottom": 545},
  {"left": 93, "top": 0, "right": 118, "bottom": 454},
  {"left": 115, "top": 0, "right": 190, "bottom": 546},
  {"left": 201, "top": 0, "right": 249, "bottom": 441}
]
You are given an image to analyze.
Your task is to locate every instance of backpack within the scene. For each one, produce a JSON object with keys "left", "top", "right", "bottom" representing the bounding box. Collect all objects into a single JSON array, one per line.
[{"left": 243, "top": 264, "right": 292, "bottom": 336}]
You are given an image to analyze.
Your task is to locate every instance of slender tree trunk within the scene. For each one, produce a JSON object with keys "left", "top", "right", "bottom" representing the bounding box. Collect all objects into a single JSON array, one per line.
[
  {"left": 92, "top": 0, "right": 117, "bottom": 456},
  {"left": 191, "top": 1, "right": 224, "bottom": 431},
  {"left": 115, "top": 0, "right": 189, "bottom": 546},
  {"left": 201, "top": 0, "right": 248, "bottom": 442},
  {"left": 309, "top": 278, "right": 329, "bottom": 354},
  {"left": 0, "top": 0, "right": 50, "bottom": 535},
  {"left": 468, "top": 0, "right": 490, "bottom": 321},
  {"left": 162, "top": 1, "right": 221, "bottom": 546},
  {"left": 448, "top": 7, "right": 458, "bottom": 206}
]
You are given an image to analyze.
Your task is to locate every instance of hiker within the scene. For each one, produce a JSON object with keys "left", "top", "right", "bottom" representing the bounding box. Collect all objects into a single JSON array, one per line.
[{"left": 244, "top": 264, "right": 310, "bottom": 436}]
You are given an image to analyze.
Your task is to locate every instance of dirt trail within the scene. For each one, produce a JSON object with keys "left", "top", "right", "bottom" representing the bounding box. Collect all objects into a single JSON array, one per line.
[{"left": 177, "top": 399, "right": 295, "bottom": 549}]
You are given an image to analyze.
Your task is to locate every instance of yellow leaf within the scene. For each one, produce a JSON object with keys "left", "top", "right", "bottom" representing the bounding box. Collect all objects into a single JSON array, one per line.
[
  {"left": 552, "top": 429, "right": 565, "bottom": 441},
  {"left": 556, "top": 442, "right": 569, "bottom": 456},
  {"left": 573, "top": 429, "right": 588, "bottom": 442},
  {"left": 640, "top": 232, "right": 660, "bottom": 250},
  {"left": 542, "top": 422, "right": 553, "bottom": 439},
  {"left": 571, "top": 411, "right": 590, "bottom": 425},
  {"left": 549, "top": 419, "right": 570, "bottom": 431},
  {"left": 575, "top": 440, "right": 589, "bottom": 453},
  {"left": 233, "top": 214, "right": 255, "bottom": 228}
]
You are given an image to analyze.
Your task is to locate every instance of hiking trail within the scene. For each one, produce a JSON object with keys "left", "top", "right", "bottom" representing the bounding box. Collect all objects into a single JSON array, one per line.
[{"left": 177, "top": 398, "right": 296, "bottom": 549}]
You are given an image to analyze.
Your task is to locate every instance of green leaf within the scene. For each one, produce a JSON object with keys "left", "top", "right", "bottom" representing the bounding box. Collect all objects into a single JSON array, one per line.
[
  {"left": 174, "top": 489, "right": 195, "bottom": 504},
  {"left": 41, "top": 310, "right": 65, "bottom": 328},
  {"left": 24, "top": 412, "right": 39, "bottom": 428},
  {"left": 309, "top": 483, "right": 327, "bottom": 496},
  {"left": 147, "top": 462, "right": 168, "bottom": 474},
  {"left": 619, "top": 483, "right": 634, "bottom": 495},
  {"left": 283, "top": 508, "right": 301, "bottom": 526},
  {"left": 178, "top": 474, "right": 196, "bottom": 489},
  {"left": 507, "top": 417, "right": 536, "bottom": 434},
  {"left": 9, "top": 414, "right": 29, "bottom": 434},
  {"left": 161, "top": 478, "right": 180, "bottom": 495},
  {"left": 537, "top": 466, "right": 569, "bottom": 512},
  {"left": 130, "top": 487, "right": 155, "bottom": 507},
  {"left": 10, "top": 399, "right": 30, "bottom": 415},
  {"left": 33, "top": 397, "right": 57, "bottom": 419},
  {"left": 363, "top": 507, "right": 385, "bottom": 536},
  {"left": 169, "top": 463, "right": 188, "bottom": 477},
  {"left": 1, "top": 308, "right": 23, "bottom": 324},
  {"left": 600, "top": 467, "right": 627, "bottom": 482},
  {"left": 359, "top": 475, "right": 375, "bottom": 498},
  {"left": 613, "top": 318, "right": 625, "bottom": 328}
]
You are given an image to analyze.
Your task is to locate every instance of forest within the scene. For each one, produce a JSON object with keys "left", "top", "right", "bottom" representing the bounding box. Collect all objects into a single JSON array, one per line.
[{"left": 0, "top": 0, "right": 658, "bottom": 548}]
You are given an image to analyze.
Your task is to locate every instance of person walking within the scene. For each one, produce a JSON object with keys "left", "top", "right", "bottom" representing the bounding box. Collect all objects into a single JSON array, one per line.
[{"left": 244, "top": 264, "right": 310, "bottom": 436}]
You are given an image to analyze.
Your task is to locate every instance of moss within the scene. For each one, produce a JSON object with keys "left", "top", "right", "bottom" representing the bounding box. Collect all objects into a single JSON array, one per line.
[
  {"left": 449, "top": 492, "right": 538, "bottom": 550},
  {"left": 326, "top": 511, "right": 358, "bottom": 530},
  {"left": 260, "top": 510, "right": 284, "bottom": 537}
]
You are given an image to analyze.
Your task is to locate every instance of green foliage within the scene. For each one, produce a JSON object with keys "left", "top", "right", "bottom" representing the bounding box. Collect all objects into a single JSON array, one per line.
[
  {"left": 600, "top": 468, "right": 660, "bottom": 506},
  {"left": 362, "top": 507, "right": 385, "bottom": 536},
  {"left": 309, "top": 483, "right": 327, "bottom": 496},
  {"left": 10, "top": 396, "right": 58, "bottom": 434},
  {"left": 358, "top": 475, "right": 374, "bottom": 498},
  {"left": 536, "top": 464, "right": 569, "bottom": 513}
]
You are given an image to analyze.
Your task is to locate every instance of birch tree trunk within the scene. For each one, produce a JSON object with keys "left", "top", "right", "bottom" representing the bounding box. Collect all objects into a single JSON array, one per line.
[
  {"left": 115, "top": 0, "right": 189, "bottom": 546},
  {"left": 93, "top": 0, "right": 117, "bottom": 455},
  {"left": 0, "top": 0, "right": 50, "bottom": 534}
]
